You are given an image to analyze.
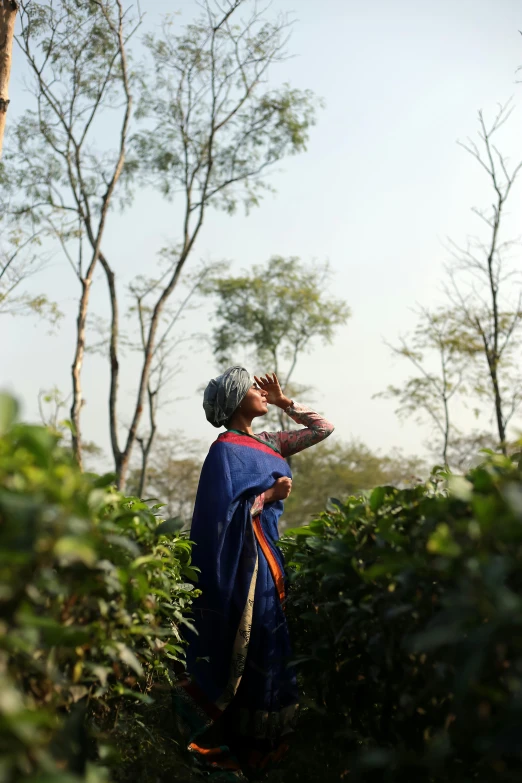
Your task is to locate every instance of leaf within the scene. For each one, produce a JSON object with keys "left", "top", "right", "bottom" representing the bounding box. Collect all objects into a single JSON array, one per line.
[
  {"left": 326, "top": 497, "right": 344, "bottom": 512},
  {"left": 90, "top": 665, "right": 111, "bottom": 687},
  {"left": 113, "top": 686, "right": 153, "bottom": 704},
  {"left": 426, "top": 524, "right": 461, "bottom": 557},
  {"left": 155, "top": 517, "right": 183, "bottom": 536},
  {"left": 92, "top": 472, "right": 117, "bottom": 488},
  {"left": 370, "top": 486, "right": 386, "bottom": 512},
  {"left": 69, "top": 685, "right": 89, "bottom": 703},
  {"left": 115, "top": 643, "right": 144, "bottom": 677},
  {"left": 54, "top": 536, "right": 97, "bottom": 566},
  {"left": 284, "top": 526, "right": 317, "bottom": 537},
  {"left": 105, "top": 533, "right": 141, "bottom": 558},
  {"left": 448, "top": 475, "right": 473, "bottom": 501},
  {"left": 0, "top": 393, "right": 18, "bottom": 436}
]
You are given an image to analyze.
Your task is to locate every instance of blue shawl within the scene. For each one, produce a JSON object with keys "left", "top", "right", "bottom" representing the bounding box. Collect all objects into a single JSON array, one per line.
[{"left": 183, "top": 431, "right": 298, "bottom": 743}]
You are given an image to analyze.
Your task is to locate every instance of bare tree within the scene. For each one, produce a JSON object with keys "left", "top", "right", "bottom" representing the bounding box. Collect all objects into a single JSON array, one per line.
[
  {"left": 0, "top": 0, "right": 18, "bottom": 158},
  {"left": 445, "top": 102, "right": 522, "bottom": 453},
  {"left": 375, "top": 306, "right": 471, "bottom": 466},
  {"left": 129, "top": 262, "right": 215, "bottom": 496}
]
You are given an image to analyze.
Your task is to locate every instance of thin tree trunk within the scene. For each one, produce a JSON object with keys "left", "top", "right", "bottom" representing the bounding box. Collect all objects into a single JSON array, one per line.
[
  {"left": 70, "top": 278, "right": 91, "bottom": 470},
  {"left": 0, "top": 0, "right": 18, "bottom": 159},
  {"left": 116, "top": 261, "right": 184, "bottom": 489},
  {"left": 116, "top": 223, "right": 204, "bottom": 489},
  {"left": 442, "top": 394, "right": 450, "bottom": 465},
  {"left": 137, "top": 385, "right": 157, "bottom": 497},
  {"left": 99, "top": 253, "right": 122, "bottom": 473},
  {"left": 69, "top": 3, "right": 133, "bottom": 468},
  {"left": 491, "top": 366, "right": 506, "bottom": 454},
  {"left": 439, "top": 345, "right": 450, "bottom": 466}
]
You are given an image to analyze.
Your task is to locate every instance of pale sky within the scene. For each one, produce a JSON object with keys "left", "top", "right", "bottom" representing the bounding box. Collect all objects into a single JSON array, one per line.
[{"left": 3, "top": 0, "right": 522, "bottom": 470}]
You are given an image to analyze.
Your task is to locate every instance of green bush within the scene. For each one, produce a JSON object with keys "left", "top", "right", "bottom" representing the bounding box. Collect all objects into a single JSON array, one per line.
[
  {"left": 0, "top": 396, "right": 198, "bottom": 782},
  {"left": 282, "top": 453, "right": 522, "bottom": 782}
]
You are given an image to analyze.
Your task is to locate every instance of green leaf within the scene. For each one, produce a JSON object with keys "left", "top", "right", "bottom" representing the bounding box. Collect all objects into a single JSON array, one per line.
[
  {"left": 54, "top": 536, "right": 98, "bottom": 566},
  {"left": 115, "top": 643, "right": 144, "bottom": 677},
  {"left": 0, "top": 393, "right": 18, "bottom": 436},
  {"left": 92, "top": 472, "right": 117, "bottom": 488},
  {"left": 426, "top": 523, "right": 461, "bottom": 557},
  {"left": 155, "top": 517, "right": 183, "bottom": 536},
  {"left": 370, "top": 486, "right": 386, "bottom": 511}
]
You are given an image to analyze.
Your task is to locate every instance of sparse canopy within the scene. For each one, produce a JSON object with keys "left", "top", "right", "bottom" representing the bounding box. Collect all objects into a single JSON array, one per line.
[{"left": 207, "top": 256, "right": 350, "bottom": 390}]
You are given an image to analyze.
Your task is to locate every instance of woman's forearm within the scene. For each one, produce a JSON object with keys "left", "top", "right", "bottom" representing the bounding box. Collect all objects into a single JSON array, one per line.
[{"left": 273, "top": 394, "right": 293, "bottom": 410}]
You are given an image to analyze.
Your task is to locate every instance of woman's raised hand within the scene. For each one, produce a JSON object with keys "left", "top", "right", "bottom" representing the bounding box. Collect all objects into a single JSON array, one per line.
[
  {"left": 254, "top": 373, "right": 291, "bottom": 408},
  {"left": 265, "top": 477, "right": 292, "bottom": 503}
]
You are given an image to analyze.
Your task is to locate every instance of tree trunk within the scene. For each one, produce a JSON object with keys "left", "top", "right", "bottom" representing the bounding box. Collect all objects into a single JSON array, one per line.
[
  {"left": 491, "top": 367, "right": 507, "bottom": 454},
  {"left": 0, "top": 0, "right": 18, "bottom": 159},
  {"left": 70, "top": 278, "right": 92, "bottom": 470}
]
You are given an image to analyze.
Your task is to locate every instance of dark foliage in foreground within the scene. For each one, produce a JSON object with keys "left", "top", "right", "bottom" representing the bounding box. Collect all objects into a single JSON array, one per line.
[
  {"left": 0, "top": 395, "right": 197, "bottom": 782},
  {"left": 282, "top": 451, "right": 522, "bottom": 782}
]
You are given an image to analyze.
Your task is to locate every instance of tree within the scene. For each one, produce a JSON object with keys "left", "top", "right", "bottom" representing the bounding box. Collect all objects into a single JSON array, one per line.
[
  {"left": 126, "top": 432, "right": 204, "bottom": 526},
  {"left": 4, "top": 0, "right": 142, "bottom": 472},
  {"left": 95, "top": 0, "right": 319, "bottom": 488},
  {"left": 4, "top": 0, "right": 319, "bottom": 488},
  {"left": 0, "top": 0, "right": 18, "bottom": 158},
  {"left": 37, "top": 385, "right": 102, "bottom": 468},
  {"left": 126, "top": 262, "right": 218, "bottom": 497},
  {"left": 445, "top": 430, "right": 499, "bottom": 472},
  {"left": 206, "top": 256, "right": 350, "bottom": 428},
  {"left": 281, "top": 438, "right": 426, "bottom": 530},
  {"left": 445, "top": 102, "right": 522, "bottom": 454},
  {"left": 376, "top": 306, "right": 472, "bottom": 466},
  {"left": 0, "top": 233, "right": 61, "bottom": 323}
]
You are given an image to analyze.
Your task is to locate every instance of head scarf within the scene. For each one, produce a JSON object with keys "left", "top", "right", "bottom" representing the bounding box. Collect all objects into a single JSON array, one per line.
[{"left": 203, "top": 366, "right": 253, "bottom": 428}]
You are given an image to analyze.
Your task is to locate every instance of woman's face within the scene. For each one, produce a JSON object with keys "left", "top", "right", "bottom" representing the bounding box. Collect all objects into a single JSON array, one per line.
[{"left": 240, "top": 381, "right": 269, "bottom": 418}]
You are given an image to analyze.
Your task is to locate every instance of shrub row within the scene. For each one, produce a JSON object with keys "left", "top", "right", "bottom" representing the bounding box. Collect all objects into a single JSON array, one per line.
[
  {"left": 282, "top": 452, "right": 522, "bottom": 782},
  {"left": 0, "top": 396, "right": 197, "bottom": 783}
]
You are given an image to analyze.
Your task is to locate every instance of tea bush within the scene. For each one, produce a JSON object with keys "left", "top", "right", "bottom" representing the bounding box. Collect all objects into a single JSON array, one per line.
[
  {"left": 0, "top": 396, "right": 198, "bottom": 783},
  {"left": 282, "top": 453, "right": 522, "bottom": 782}
]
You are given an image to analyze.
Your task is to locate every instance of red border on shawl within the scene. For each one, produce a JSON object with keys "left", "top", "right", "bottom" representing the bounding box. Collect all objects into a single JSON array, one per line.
[{"left": 214, "top": 430, "right": 285, "bottom": 460}]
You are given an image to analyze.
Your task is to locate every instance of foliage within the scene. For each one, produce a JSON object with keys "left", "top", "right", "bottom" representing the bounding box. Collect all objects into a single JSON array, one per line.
[
  {"left": 282, "top": 438, "right": 426, "bottom": 530},
  {"left": 206, "top": 256, "right": 349, "bottom": 379},
  {"left": 127, "top": 432, "right": 204, "bottom": 528},
  {"left": 138, "top": 3, "right": 319, "bottom": 213},
  {"left": 0, "top": 232, "right": 61, "bottom": 324},
  {"left": 376, "top": 306, "right": 475, "bottom": 466},
  {"left": 443, "top": 103, "right": 522, "bottom": 454},
  {"left": 282, "top": 452, "right": 522, "bottom": 781},
  {"left": 0, "top": 394, "right": 198, "bottom": 782}
]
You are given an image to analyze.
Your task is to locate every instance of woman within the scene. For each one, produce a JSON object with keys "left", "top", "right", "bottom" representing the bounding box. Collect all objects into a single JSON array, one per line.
[{"left": 173, "top": 367, "right": 334, "bottom": 781}]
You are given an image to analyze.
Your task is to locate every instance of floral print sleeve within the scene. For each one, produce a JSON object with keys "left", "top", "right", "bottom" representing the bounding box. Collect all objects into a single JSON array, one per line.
[
  {"left": 256, "top": 402, "right": 334, "bottom": 459},
  {"left": 251, "top": 492, "right": 265, "bottom": 517}
]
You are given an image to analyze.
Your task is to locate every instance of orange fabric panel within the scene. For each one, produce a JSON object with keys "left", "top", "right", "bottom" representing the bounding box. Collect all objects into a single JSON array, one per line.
[{"left": 252, "top": 516, "right": 286, "bottom": 606}]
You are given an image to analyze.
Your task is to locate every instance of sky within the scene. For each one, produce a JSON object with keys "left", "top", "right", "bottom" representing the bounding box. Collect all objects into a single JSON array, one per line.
[{"left": 3, "top": 0, "right": 522, "bottom": 471}]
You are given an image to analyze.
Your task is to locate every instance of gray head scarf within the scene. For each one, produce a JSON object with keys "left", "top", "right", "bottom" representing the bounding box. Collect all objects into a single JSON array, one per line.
[{"left": 203, "top": 365, "right": 254, "bottom": 428}]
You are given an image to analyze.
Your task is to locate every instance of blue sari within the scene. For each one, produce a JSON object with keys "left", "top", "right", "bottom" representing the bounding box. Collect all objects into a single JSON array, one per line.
[{"left": 173, "top": 431, "right": 298, "bottom": 779}]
